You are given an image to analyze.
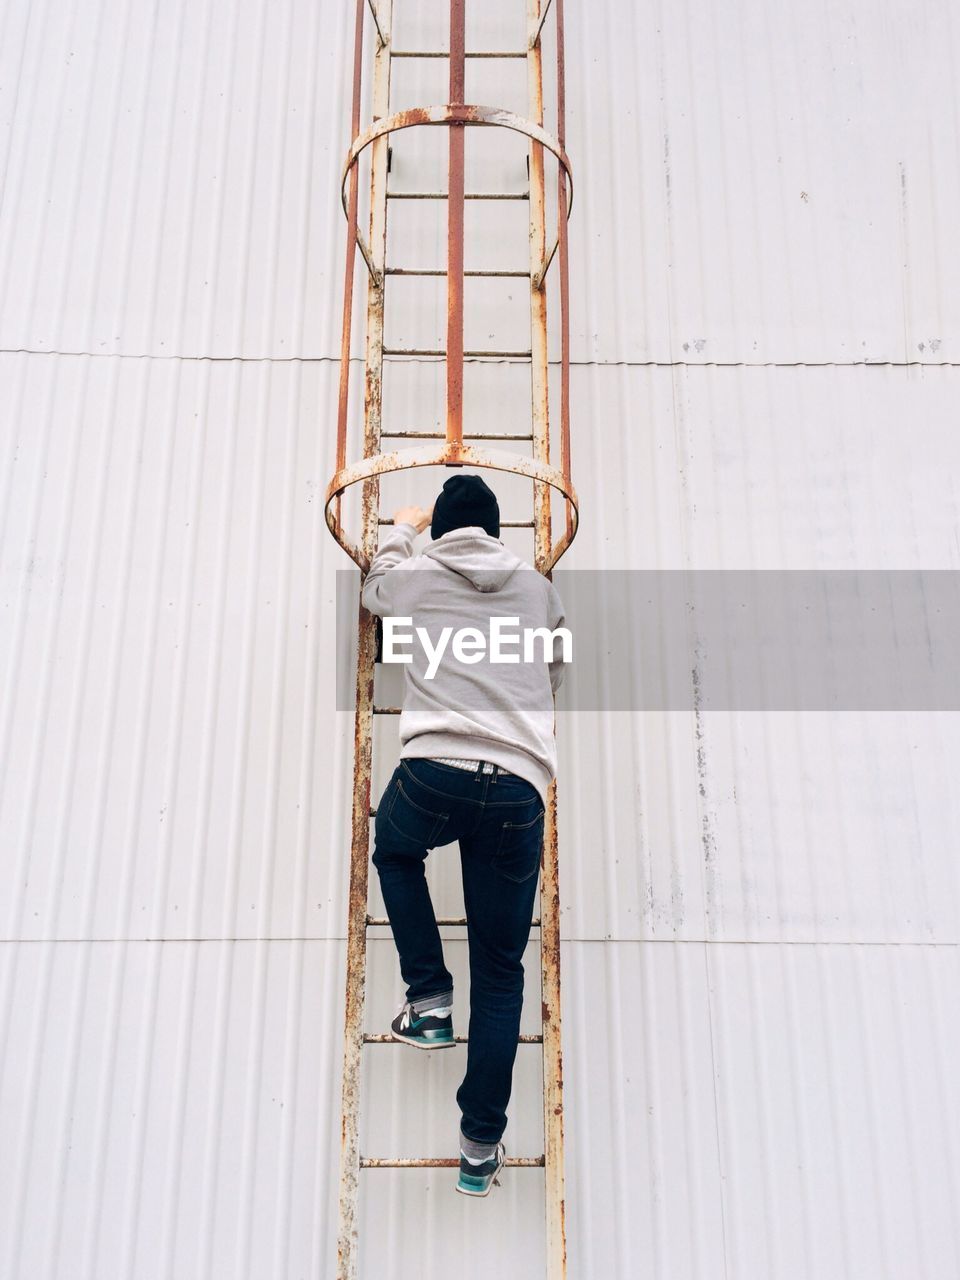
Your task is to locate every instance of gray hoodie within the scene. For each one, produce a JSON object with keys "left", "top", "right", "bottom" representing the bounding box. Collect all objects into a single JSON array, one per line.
[{"left": 361, "top": 524, "right": 567, "bottom": 805}]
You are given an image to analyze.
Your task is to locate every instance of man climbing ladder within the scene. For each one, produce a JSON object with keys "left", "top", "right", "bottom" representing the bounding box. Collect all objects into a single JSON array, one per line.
[{"left": 362, "top": 475, "right": 568, "bottom": 1197}]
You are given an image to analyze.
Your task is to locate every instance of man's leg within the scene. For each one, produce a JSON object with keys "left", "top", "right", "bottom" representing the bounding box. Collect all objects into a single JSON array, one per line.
[
  {"left": 372, "top": 766, "right": 454, "bottom": 1004},
  {"left": 456, "top": 795, "right": 543, "bottom": 1147}
]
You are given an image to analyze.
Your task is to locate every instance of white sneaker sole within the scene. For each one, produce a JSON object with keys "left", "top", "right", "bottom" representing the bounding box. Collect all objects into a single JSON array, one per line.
[
  {"left": 455, "top": 1178, "right": 500, "bottom": 1197},
  {"left": 455, "top": 1172, "right": 504, "bottom": 1198},
  {"left": 390, "top": 1029, "right": 456, "bottom": 1050}
]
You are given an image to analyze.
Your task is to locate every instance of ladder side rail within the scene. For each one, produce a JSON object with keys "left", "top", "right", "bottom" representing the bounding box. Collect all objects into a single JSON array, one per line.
[
  {"left": 541, "top": 781, "right": 566, "bottom": 1277},
  {"left": 529, "top": 2, "right": 568, "bottom": 1273},
  {"left": 334, "top": 0, "right": 368, "bottom": 535},
  {"left": 527, "top": 0, "right": 552, "bottom": 569},
  {"left": 555, "top": 0, "right": 573, "bottom": 540},
  {"left": 336, "top": 1, "right": 394, "bottom": 1276}
]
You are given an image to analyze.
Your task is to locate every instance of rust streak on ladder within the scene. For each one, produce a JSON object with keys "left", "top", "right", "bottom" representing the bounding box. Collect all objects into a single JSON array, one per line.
[{"left": 445, "top": 0, "right": 466, "bottom": 461}]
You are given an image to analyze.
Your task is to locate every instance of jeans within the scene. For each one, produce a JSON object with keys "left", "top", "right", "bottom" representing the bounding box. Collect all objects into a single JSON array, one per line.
[{"left": 372, "top": 757, "right": 545, "bottom": 1145}]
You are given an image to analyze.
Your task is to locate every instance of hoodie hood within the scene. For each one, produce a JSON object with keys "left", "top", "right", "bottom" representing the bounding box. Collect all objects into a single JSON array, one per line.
[{"left": 420, "top": 526, "right": 524, "bottom": 593}]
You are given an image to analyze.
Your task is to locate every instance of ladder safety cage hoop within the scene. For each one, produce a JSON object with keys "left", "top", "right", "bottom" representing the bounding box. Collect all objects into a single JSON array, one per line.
[
  {"left": 340, "top": 105, "right": 574, "bottom": 285},
  {"left": 325, "top": 447, "right": 578, "bottom": 573},
  {"left": 327, "top": 0, "right": 578, "bottom": 577}
]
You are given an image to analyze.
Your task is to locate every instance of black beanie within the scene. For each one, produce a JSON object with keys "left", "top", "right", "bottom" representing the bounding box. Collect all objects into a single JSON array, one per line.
[{"left": 430, "top": 473, "right": 500, "bottom": 540}]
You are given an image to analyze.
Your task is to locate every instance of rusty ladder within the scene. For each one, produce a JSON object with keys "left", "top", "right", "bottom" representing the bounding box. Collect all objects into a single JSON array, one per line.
[{"left": 325, "top": 1, "right": 578, "bottom": 1275}]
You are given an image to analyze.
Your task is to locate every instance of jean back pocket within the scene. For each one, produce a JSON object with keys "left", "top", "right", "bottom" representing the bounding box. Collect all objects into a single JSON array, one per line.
[
  {"left": 493, "top": 807, "right": 545, "bottom": 883},
  {"left": 386, "top": 778, "right": 449, "bottom": 849}
]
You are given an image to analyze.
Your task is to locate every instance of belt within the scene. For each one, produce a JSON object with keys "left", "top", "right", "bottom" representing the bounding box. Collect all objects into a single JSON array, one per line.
[{"left": 431, "top": 756, "right": 515, "bottom": 777}]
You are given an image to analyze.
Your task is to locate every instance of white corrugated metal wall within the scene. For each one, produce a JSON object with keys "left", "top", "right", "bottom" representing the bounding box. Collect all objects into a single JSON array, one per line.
[{"left": 1, "top": 1, "right": 958, "bottom": 1277}]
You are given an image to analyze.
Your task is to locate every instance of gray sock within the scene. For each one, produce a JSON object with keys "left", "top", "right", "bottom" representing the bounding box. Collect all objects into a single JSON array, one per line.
[
  {"left": 411, "top": 990, "right": 453, "bottom": 1017},
  {"left": 460, "top": 1129, "right": 499, "bottom": 1163}
]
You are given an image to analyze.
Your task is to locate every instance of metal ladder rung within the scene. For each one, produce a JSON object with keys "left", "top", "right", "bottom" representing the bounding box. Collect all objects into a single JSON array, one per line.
[
  {"left": 388, "top": 191, "right": 529, "bottom": 201},
  {"left": 379, "top": 430, "right": 534, "bottom": 441},
  {"left": 361, "top": 1156, "right": 544, "bottom": 1169},
  {"left": 389, "top": 50, "right": 528, "bottom": 59},
  {"left": 366, "top": 914, "right": 543, "bottom": 927},
  {"left": 367, "top": 913, "right": 464, "bottom": 924},
  {"left": 363, "top": 1033, "right": 543, "bottom": 1044},
  {"left": 382, "top": 347, "right": 533, "bottom": 358},
  {"left": 385, "top": 267, "right": 530, "bottom": 278},
  {"left": 377, "top": 518, "right": 535, "bottom": 525}
]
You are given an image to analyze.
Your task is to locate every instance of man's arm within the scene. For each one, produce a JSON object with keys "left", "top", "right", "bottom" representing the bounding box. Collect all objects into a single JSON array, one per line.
[{"left": 360, "top": 505, "right": 432, "bottom": 618}]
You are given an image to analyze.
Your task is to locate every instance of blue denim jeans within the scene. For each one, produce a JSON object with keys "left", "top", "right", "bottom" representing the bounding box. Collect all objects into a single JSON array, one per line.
[{"left": 372, "top": 757, "right": 545, "bottom": 1145}]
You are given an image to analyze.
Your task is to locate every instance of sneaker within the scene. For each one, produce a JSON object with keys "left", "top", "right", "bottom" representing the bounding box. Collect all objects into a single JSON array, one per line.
[
  {"left": 390, "top": 999, "right": 455, "bottom": 1050},
  {"left": 456, "top": 1141, "right": 506, "bottom": 1197}
]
